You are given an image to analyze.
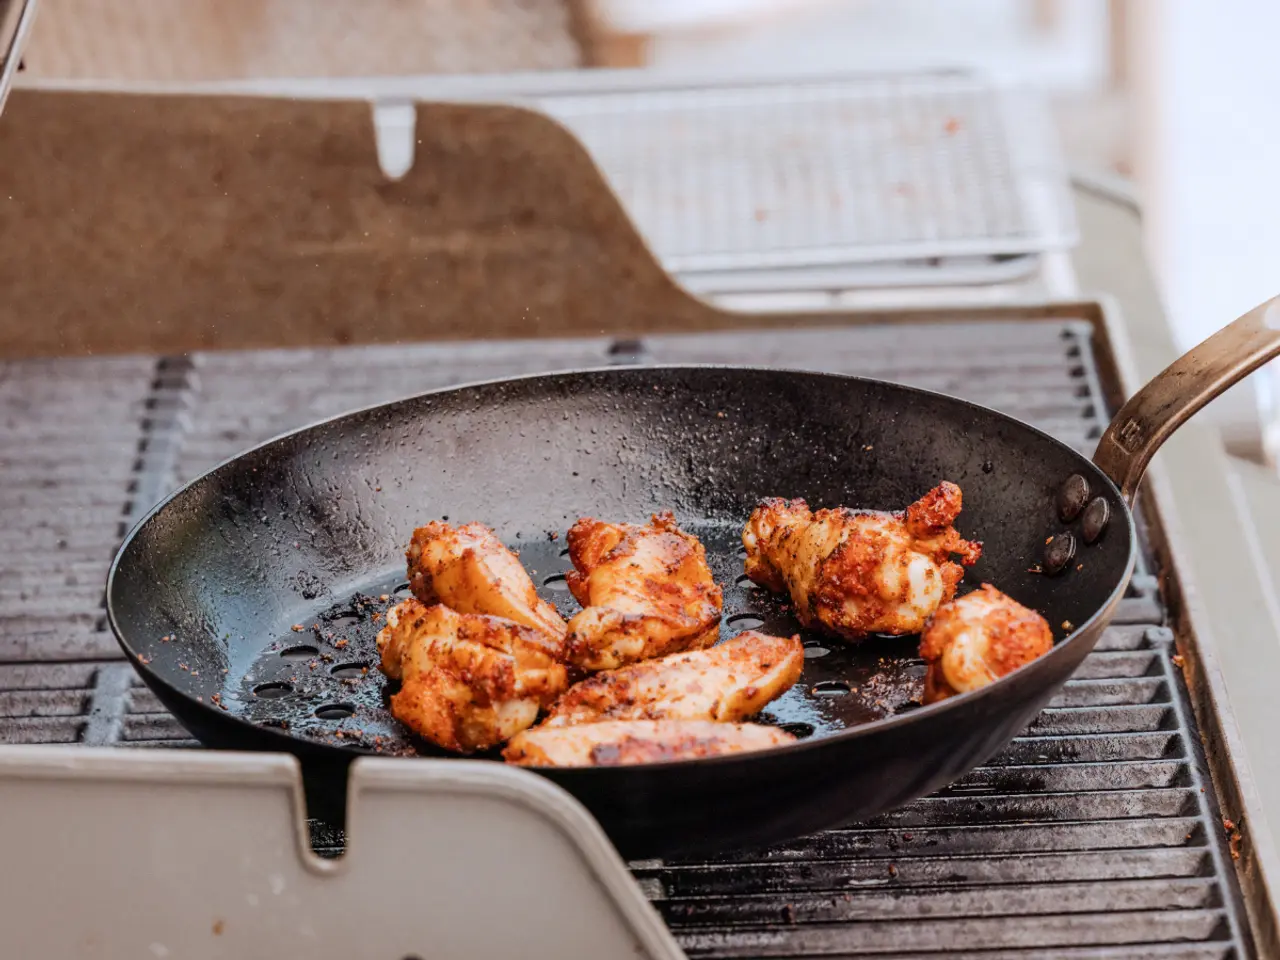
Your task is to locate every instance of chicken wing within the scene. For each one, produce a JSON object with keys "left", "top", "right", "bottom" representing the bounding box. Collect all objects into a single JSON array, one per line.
[
  {"left": 563, "top": 512, "right": 723, "bottom": 671},
  {"left": 503, "top": 719, "right": 795, "bottom": 767},
  {"left": 376, "top": 598, "right": 568, "bottom": 752},
  {"left": 406, "top": 520, "right": 567, "bottom": 644},
  {"left": 541, "top": 631, "right": 803, "bottom": 727},
  {"left": 918, "top": 584, "right": 1052, "bottom": 704},
  {"left": 742, "top": 482, "right": 982, "bottom": 640}
]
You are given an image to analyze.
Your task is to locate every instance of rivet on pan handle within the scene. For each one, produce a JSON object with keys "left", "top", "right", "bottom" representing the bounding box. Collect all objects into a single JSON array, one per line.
[{"left": 1094, "top": 293, "right": 1280, "bottom": 505}]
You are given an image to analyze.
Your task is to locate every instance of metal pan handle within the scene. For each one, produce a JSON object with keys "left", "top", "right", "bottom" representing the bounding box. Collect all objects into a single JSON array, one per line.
[
  {"left": 1093, "top": 293, "right": 1280, "bottom": 504},
  {"left": 0, "top": 0, "right": 37, "bottom": 119}
]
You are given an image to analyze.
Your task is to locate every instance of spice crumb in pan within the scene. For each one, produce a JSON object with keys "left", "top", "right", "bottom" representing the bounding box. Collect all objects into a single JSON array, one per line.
[{"left": 1172, "top": 653, "right": 1185, "bottom": 668}]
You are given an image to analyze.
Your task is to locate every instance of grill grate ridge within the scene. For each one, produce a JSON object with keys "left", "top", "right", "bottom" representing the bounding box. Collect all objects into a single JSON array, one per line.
[{"left": 0, "top": 356, "right": 154, "bottom": 663}]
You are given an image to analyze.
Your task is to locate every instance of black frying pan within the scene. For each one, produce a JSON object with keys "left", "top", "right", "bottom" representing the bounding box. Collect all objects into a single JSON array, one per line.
[{"left": 107, "top": 297, "right": 1280, "bottom": 858}]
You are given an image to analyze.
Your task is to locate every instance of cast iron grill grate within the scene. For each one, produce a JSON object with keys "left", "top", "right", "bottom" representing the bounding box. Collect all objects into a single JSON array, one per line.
[
  {"left": 0, "top": 319, "right": 1250, "bottom": 957},
  {"left": 0, "top": 355, "right": 154, "bottom": 662}
]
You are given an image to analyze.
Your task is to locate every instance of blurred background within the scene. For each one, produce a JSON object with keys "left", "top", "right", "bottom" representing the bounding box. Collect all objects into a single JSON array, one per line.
[{"left": 12, "top": 0, "right": 1279, "bottom": 459}]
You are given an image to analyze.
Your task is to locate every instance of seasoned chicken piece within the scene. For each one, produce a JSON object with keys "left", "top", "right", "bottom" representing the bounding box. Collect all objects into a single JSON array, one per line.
[
  {"left": 376, "top": 598, "right": 567, "bottom": 752},
  {"left": 377, "top": 598, "right": 419, "bottom": 681},
  {"left": 742, "top": 482, "right": 982, "bottom": 640},
  {"left": 541, "top": 631, "right": 803, "bottom": 727},
  {"left": 919, "top": 584, "right": 1053, "bottom": 704},
  {"left": 503, "top": 719, "right": 795, "bottom": 767},
  {"left": 406, "top": 520, "right": 567, "bottom": 644},
  {"left": 564, "top": 512, "right": 723, "bottom": 671}
]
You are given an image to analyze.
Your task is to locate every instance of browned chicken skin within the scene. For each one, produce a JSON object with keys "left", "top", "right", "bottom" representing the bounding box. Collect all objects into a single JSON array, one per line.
[
  {"left": 564, "top": 512, "right": 723, "bottom": 671},
  {"left": 377, "top": 598, "right": 567, "bottom": 752},
  {"left": 541, "top": 630, "right": 803, "bottom": 727},
  {"left": 919, "top": 584, "right": 1053, "bottom": 704},
  {"left": 406, "top": 520, "right": 567, "bottom": 644},
  {"left": 502, "top": 719, "right": 795, "bottom": 767},
  {"left": 742, "top": 482, "right": 982, "bottom": 640}
]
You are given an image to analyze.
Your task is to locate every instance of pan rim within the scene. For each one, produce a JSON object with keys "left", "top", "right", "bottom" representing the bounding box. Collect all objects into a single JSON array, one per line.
[{"left": 106, "top": 362, "right": 1138, "bottom": 773}]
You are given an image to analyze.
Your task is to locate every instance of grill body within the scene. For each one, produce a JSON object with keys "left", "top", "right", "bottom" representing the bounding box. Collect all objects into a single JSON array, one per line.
[{"left": 0, "top": 311, "right": 1256, "bottom": 957}]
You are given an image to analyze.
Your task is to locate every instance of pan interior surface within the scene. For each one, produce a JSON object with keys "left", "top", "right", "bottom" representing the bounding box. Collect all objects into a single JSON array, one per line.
[
  {"left": 108, "top": 367, "right": 1135, "bottom": 755},
  {"left": 224, "top": 527, "right": 932, "bottom": 754}
]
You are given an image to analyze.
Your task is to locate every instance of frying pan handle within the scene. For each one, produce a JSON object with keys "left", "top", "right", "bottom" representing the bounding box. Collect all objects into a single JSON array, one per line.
[
  {"left": 0, "top": 0, "right": 37, "bottom": 120},
  {"left": 1093, "top": 293, "right": 1280, "bottom": 504}
]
